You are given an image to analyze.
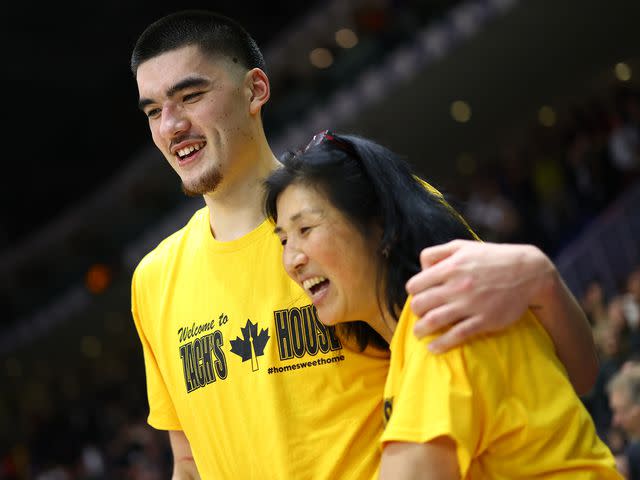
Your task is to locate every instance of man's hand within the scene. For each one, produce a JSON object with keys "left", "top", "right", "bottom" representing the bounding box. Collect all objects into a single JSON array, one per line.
[
  {"left": 406, "top": 240, "right": 548, "bottom": 352},
  {"left": 406, "top": 239, "right": 598, "bottom": 395}
]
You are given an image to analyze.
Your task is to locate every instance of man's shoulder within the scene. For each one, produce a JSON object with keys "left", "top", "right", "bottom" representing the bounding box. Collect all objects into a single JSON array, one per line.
[{"left": 134, "top": 206, "right": 207, "bottom": 273}]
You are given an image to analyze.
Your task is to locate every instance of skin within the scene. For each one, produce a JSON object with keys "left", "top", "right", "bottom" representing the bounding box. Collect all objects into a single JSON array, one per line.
[
  {"left": 406, "top": 240, "right": 599, "bottom": 395},
  {"left": 136, "top": 45, "right": 278, "bottom": 242},
  {"left": 276, "top": 183, "right": 394, "bottom": 342},
  {"left": 610, "top": 388, "right": 640, "bottom": 440},
  {"left": 169, "top": 430, "right": 201, "bottom": 480},
  {"left": 380, "top": 438, "right": 460, "bottom": 480}
]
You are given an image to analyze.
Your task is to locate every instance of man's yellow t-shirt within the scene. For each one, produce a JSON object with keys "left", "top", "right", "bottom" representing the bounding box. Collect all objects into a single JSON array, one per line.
[
  {"left": 381, "top": 299, "right": 622, "bottom": 478},
  {"left": 131, "top": 207, "right": 389, "bottom": 479}
]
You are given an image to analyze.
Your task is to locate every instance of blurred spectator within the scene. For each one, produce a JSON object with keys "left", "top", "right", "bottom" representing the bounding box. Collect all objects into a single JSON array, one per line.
[
  {"left": 608, "top": 87, "right": 640, "bottom": 186},
  {"left": 589, "top": 314, "right": 628, "bottom": 440},
  {"left": 458, "top": 83, "right": 640, "bottom": 258},
  {"left": 565, "top": 126, "right": 608, "bottom": 218},
  {"left": 622, "top": 266, "right": 640, "bottom": 332},
  {"left": 463, "top": 169, "right": 522, "bottom": 243},
  {"left": 496, "top": 143, "right": 541, "bottom": 244},
  {"left": 600, "top": 295, "right": 634, "bottom": 353},
  {"left": 582, "top": 278, "right": 609, "bottom": 327},
  {"left": 530, "top": 151, "right": 573, "bottom": 251},
  {"left": 607, "top": 365, "right": 640, "bottom": 480}
]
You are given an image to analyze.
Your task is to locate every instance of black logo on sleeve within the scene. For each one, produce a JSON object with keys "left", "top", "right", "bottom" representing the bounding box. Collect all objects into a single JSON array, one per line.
[
  {"left": 383, "top": 397, "right": 394, "bottom": 425},
  {"left": 230, "top": 319, "right": 270, "bottom": 371}
]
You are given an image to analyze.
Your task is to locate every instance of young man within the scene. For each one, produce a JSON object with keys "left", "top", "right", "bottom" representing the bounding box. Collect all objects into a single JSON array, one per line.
[{"left": 130, "top": 10, "right": 598, "bottom": 479}]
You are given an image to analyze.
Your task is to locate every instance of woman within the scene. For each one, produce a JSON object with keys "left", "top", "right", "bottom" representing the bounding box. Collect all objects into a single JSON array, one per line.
[{"left": 264, "top": 131, "right": 621, "bottom": 479}]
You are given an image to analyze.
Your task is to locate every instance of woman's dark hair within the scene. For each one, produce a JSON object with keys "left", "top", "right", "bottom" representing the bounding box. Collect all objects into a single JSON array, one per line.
[
  {"left": 264, "top": 132, "right": 477, "bottom": 351},
  {"left": 131, "top": 10, "right": 266, "bottom": 75}
]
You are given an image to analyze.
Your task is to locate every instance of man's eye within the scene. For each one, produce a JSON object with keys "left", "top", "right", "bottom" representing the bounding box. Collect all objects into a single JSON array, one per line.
[
  {"left": 300, "top": 226, "right": 312, "bottom": 235},
  {"left": 146, "top": 108, "right": 161, "bottom": 119},
  {"left": 184, "top": 92, "right": 203, "bottom": 102},
  {"left": 280, "top": 237, "right": 288, "bottom": 246}
]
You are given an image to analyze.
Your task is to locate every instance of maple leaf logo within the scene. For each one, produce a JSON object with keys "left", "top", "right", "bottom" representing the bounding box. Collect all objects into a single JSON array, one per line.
[{"left": 230, "top": 319, "right": 270, "bottom": 371}]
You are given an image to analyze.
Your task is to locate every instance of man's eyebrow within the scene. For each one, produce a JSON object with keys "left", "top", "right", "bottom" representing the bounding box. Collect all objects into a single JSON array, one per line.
[{"left": 138, "top": 76, "right": 211, "bottom": 111}]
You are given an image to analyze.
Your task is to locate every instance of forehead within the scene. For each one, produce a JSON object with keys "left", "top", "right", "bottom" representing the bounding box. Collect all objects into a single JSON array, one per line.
[
  {"left": 276, "top": 184, "right": 331, "bottom": 221},
  {"left": 278, "top": 183, "right": 326, "bottom": 209},
  {"left": 136, "top": 45, "right": 240, "bottom": 96}
]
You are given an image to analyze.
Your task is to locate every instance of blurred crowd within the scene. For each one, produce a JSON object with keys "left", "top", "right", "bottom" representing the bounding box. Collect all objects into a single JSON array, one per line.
[
  {"left": 454, "top": 84, "right": 640, "bottom": 257},
  {"left": 0, "top": 312, "right": 173, "bottom": 480},
  {"left": 2, "top": 77, "right": 639, "bottom": 480},
  {"left": 582, "top": 266, "right": 640, "bottom": 479}
]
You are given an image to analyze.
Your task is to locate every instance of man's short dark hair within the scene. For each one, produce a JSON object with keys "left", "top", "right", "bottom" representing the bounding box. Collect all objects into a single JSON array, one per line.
[{"left": 130, "top": 10, "right": 266, "bottom": 75}]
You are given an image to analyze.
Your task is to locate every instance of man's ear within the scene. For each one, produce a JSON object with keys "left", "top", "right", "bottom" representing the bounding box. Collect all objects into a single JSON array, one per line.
[{"left": 246, "top": 68, "right": 270, "bottom": 116}]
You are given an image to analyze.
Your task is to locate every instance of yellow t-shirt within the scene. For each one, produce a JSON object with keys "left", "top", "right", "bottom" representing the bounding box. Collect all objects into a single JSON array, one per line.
[
  {"left": 131, "top": 207, "right": 389, "bottom": 479},
  {"left": 381, "top": 299, "right": 622, "bottom": 479}
]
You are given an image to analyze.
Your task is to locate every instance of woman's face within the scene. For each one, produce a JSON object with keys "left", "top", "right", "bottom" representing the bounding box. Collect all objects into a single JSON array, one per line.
[{"left": 275, "top": 183, "right": 382, "bottom": 327}]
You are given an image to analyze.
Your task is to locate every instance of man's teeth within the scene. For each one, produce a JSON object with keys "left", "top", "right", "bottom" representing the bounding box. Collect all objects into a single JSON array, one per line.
[
  {"left": 303, "top": 276, "right": 327, "bottom": 291},
  {"left": 177, "top": 143, "right": 204, "bottom": 158}
]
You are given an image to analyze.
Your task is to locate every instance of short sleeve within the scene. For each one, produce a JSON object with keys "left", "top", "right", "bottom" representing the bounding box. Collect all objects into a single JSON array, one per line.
[
  {"left": 131, "top": 266, "right": 181, "bottom": 430},
  {"left": 380, "top": 302, "right": 483, "bottom": 476}
]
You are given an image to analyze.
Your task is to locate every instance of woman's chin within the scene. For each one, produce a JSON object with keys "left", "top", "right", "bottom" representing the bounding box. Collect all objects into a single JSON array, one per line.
[{"left": 315, "top": 309, "right": 342, "bottom": 327}]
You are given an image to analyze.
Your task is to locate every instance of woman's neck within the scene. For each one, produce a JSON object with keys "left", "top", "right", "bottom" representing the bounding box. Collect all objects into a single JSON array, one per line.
[{"left": 369, "top": 311, "right": 396, "bottom": 345}]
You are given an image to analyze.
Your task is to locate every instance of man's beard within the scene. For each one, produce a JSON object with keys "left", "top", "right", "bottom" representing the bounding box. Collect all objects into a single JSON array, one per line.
[{"left": 181, "top": 167, "right": 223, "bottom": 197}]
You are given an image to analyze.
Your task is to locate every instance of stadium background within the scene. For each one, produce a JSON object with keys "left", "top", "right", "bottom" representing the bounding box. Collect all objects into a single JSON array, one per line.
[{"left": 1, "top": 0, "right": 639, "bottom": 477}]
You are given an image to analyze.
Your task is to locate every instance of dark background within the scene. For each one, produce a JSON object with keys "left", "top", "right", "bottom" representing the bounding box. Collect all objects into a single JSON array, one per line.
[
  {"left": 1, "top": 1, "right": 639, "bottom": 478},
  {"left": 1, "top": 0, "right": 638, "bottom": 253},
  {"left": 0, "top": 0, "right": 321, "bottom": 249}
]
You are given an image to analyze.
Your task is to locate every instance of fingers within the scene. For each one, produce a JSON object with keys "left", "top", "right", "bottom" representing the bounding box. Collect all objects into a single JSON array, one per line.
[
  {"left": 405, "top": 256, "right": 451, "bottom": 295},
  {"left": 419, "top": 241, "right": 461, "bottom": 269},
  {"left": 426, "top": 315, "right": 484, "bottom": 353},
  {"left": 413, "top": 301, "right": 464, "bottom": 337},
  {"left": 410, "top": 286, "right": 450, "bottom": 325},
  {"left": 405, "top": 240, "right": 466, "bottom": 295}
]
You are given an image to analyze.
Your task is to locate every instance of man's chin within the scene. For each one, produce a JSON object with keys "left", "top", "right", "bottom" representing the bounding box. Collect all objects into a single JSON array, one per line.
[
  {"left": 181, "top": 183, "right": 205, "bottom": 197},
  {"left": 181, "top": 172, "right": 223, "bottom": 196}
]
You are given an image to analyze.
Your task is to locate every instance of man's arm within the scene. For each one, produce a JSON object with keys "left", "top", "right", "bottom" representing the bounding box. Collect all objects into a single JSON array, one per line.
[
  {"left": 379, "top": 437, "right": 460, "bottom": 480},
  {"left": 406, "top": 240, "right": 598, "bottom": 395},
  {"left": 169, "top": 430, "right": 201, "bottom": 480}
]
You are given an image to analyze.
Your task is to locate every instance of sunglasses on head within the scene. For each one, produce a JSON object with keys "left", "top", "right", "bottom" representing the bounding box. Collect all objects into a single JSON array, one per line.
[{"left": 303, "top": 129, "right": 355, "bottom": 155}]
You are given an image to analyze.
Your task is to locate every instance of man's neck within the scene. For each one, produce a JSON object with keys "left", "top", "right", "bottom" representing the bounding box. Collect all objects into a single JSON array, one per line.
[{"left": 203, "top": 149, "right": 280, "bottom": 242}]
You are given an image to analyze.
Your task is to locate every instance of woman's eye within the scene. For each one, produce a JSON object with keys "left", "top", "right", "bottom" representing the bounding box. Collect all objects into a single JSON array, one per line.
[
  {"left": 300, "top": 226, "right": 311, "bottom": 235},
  {"left": 279, "top": 237, "right": 288, "bottom": 246}
]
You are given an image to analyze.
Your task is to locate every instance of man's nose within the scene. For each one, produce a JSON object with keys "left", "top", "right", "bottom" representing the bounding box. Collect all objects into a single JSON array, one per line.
[{"left": 159, "top": 104, "right": 190, "bottom": 139}]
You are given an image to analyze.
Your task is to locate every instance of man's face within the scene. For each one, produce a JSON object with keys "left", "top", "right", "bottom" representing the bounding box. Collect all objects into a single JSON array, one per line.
[
  {"left": 136, "top": 45, "right": 253, "bottom": 195},
  {"left": 610, "top": 388, "right": 640, "bottom": 438}
]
